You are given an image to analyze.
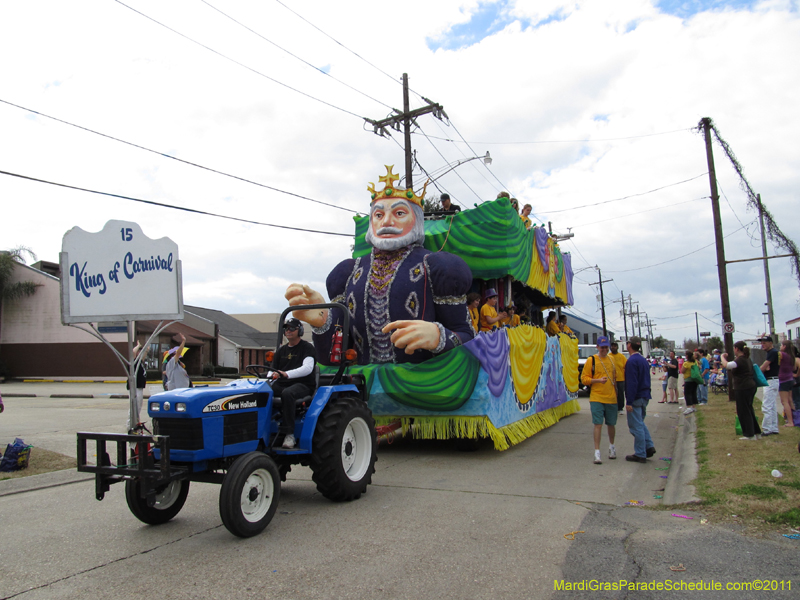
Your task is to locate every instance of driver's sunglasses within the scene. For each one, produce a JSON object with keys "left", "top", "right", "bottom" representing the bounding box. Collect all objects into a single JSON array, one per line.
[{"left": 285, "top": 325, "right": 299, "bottom": 331}]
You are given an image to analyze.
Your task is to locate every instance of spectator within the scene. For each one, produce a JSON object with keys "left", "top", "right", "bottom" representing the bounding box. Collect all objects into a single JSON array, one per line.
[
  {"left": 778, "top": 340, "right": 796, "bottom": 427},
  {"left": 666, "top": 351, "right": 679, "bottom": 404},
  {"left": 697, "top": 348, "right": 710, "bottom": 405},
  {"left": 625, "top": 336, "right": 655, "bottom": 462},
  {"left": 609, "top": 342, "right": 627, "bottom": 416},
  {"left": 581, "top": 336, "right": 618, "bottom": 464},
  {"left": 793, "top": 344, "right": 800, "bottom": 411},
  {"left": 165, "top": 332, "right": 191, "bottom": 391},
  {"left": 721, "top": 341, "right": 761, "bottom": 440},
  {"left": 681, "top": 350, "right": 700, "bottom": 415},
  {"left": 758, "top": 336, "right": 780, "bottom": 436}
]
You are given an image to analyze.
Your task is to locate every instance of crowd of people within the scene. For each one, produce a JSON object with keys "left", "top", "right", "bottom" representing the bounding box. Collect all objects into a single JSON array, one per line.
[{"left": 646, "top": 337, "right": 800, "bottom": 440}]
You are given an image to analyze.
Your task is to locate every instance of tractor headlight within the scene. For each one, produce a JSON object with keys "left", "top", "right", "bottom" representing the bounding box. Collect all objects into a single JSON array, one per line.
[
  {"left": 176, "top": 402, "right": 187, "bottom": 412},
  {"left": 150, "top": 402, "right": 160, "bottom": 412}
]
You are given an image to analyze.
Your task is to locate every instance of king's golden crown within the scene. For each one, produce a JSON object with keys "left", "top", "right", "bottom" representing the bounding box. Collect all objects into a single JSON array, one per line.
[{"left": 368, "top": 165, "right": 427, "bottom": 208}]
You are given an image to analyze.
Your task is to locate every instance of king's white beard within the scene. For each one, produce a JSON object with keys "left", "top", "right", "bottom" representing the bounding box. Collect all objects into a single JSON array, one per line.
[{"left": 365, "top": 203, "right": 425, "bottom": 251}]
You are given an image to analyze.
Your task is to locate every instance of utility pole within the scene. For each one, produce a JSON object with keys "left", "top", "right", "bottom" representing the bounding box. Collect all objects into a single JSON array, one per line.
[
  {"left": 589, "top": 267, "right": 613, "bottom": 335},
  {"left": 757, "top": 194, "right": 777, "bottom": 343},
  {"left": 621, "top": 291, "right": 628, "bottom": 339},
  {"left": 695, "top": 312, "right": 701, "bottom": 346},
  {"left": 701, "top": 117, "right": 734, "bottom": 401},
  {"left": 628, "top": 296, "right": 637, "bottom": 337},
  {"left": 636, "top": 306, "right": 642, "bottom": 337},
  {"left": 365, "top": 73, "right": 446, "bottom": 190}
]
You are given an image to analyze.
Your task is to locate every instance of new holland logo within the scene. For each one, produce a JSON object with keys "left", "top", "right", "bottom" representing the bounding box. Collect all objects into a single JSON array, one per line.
[{"left": 202, "top": 394, "right": 259, "bottom": 413}]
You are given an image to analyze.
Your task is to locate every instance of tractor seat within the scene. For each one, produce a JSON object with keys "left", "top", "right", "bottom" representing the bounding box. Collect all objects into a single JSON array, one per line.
[{"left": 272, "top": 364, "right": 319, "bottom": 414}]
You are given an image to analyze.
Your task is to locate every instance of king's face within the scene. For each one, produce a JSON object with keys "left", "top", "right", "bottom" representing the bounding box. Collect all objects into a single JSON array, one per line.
[{"left": 371, "top": 199, "right": 417, "bottom": 239}]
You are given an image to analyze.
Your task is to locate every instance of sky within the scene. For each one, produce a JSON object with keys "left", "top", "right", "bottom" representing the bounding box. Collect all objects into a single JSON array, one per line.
[{"left": 2, "top": 0, "right": 799, "bottom": 347}]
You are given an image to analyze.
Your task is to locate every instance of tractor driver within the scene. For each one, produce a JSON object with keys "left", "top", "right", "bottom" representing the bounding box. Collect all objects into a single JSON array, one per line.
[{"left": 269, "top": 318, "right": 316, "bottom": 449}]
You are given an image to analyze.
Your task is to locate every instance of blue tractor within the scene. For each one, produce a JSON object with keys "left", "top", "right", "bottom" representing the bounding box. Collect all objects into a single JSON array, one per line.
[{"left": 77, "top": 304, "right": 377, "bottom": 538}]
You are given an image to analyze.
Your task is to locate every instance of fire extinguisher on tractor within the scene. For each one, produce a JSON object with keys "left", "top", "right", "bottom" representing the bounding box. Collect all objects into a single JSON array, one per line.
[{"left": 330, "top": 325, "right": 344, "bottom": 364}]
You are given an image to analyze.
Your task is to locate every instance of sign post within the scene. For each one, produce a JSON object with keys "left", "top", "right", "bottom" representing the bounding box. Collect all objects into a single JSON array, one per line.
[{"left": 60, "top": 220, "right": 183, "bottom": 433}]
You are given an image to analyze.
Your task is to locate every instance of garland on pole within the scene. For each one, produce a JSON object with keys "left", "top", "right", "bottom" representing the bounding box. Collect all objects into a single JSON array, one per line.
[{"left": 695, "top": 118, "right": 800, "bottom": 289}]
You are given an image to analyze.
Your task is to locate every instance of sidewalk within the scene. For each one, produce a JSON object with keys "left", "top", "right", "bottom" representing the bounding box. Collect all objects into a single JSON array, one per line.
[{"left": 0, "top": 378, "right": 225, "bottom": 399}]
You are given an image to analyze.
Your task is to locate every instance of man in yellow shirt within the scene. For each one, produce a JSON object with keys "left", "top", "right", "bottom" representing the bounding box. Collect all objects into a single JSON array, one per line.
[
  {"left": 580, "top": 336, "right": 618, "bottom": 464},
  {"left": 479, "top": 288, "right": 507, "bottom": 332},
  {"left": 610, "top": 341, "right": 628, "bottom": 416}
]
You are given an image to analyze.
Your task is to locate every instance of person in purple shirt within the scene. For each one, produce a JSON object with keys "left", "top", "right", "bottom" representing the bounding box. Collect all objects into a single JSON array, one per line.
[{"left": 625, "top": 336, "right": 656, "bottom": 463}]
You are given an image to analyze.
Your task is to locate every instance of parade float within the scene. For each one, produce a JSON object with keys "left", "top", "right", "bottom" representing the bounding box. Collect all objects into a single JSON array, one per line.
[{"left": 302, "top": 167, "right": 579, "bottom": 451}]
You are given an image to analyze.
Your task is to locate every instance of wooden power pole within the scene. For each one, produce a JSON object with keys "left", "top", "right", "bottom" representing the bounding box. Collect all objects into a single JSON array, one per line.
[
  {"left": 700, "top": 117, "right": 734, "bottom": 400},
  {"left": 365, "top": 73, "right": 446, "bottom": 190},
  {"left": 757, "top": 194, "right": 777, "bottom": 343},
  {"left": 590, "top": 267, "right": 613, "bottom": 336}
]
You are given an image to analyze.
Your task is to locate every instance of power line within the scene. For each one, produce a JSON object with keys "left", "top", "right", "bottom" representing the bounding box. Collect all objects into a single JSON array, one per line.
[
  {"left": 413, "top": 127, "right": 693, "bottom": 146},
  {"left": 541, "top": 174, "right": 708, "bottom": 215},
  {"left": 0, "top": 169, "right": 353, "bottom": 237},
  {"left": 113, "top": 0, "right": 364, "bottom": 120},
  {"left": 568, "top": 196, "right": 707, "bottom": 228},
  {"left": 605, "top": 218, "right": 756, "bottom": 273},
  {"left": 446, "top": 118, "right": 549, "bottom": 221},
  {"left": 273, "top": 0, "right": 426, "bottom": 99},
  {"left": 200, "top": 0, "right": 394, "bottom": 111},
  {"left": 0, "top": 98, "right": 358, "bottom": 214},
  {"left": 416, "top": 128, "right": 483, "bottom": 202}
]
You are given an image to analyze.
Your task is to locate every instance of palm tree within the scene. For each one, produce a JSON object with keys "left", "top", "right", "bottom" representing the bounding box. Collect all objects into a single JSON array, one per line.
[
  {"left": 1, "top": 247, "right": 42, "bottom": 377},
  {"left": 0, "top": 246, "right": 41, "bottom": 300}
]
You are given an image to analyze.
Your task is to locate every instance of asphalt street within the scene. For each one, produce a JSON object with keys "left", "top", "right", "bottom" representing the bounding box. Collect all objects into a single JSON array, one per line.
[{"left": 1, "top": 378, "right": 798, "bottom": 599}]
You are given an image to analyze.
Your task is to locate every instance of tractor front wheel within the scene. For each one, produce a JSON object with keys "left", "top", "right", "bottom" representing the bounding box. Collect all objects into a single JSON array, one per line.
[{"left": 219, "top": 452, "right": 281, "bottom": 538}]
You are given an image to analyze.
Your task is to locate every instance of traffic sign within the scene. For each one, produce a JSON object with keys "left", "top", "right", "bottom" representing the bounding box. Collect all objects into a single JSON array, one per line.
[{"left": 723, "top": 322, "right": 735, "bottom": 334}]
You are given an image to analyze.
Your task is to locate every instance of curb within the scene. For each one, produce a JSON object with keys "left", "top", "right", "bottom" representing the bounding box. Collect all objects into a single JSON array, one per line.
[
  {"left": 662, "top": 412, "right": 700, "bottom": 505},
  {"left": 0, "top": 468, "right": 93, "bottom": 497}
]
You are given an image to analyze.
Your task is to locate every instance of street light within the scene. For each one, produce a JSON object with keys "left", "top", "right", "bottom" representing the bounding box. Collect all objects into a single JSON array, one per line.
[{"left": 426, "top": 152, "right": 492, "bottom": 184}]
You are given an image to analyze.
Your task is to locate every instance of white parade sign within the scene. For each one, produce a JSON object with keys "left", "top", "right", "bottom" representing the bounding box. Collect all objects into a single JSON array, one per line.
[
  {"left": 60, "top": 220, "right": 183, "bottom": 324},
  {"left": 723, "top": 322, "right": 735, "bottom": 334}
]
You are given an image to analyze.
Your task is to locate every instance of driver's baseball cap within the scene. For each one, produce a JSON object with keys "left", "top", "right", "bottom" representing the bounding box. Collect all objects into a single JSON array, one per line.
[
  {"left": 285, "top": 318, "right": 302, "bottom": 330},
  {"left": 596, "top": 336, "right": 610, "bottom": 348}
]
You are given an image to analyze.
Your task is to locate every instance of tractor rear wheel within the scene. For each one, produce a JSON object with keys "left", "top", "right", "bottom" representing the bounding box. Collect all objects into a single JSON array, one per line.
[{"left": 310, "top": 396, "right": 377, "bottom": 502}]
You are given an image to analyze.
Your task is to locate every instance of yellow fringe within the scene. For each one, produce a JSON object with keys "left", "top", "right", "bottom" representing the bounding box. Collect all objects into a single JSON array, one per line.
[{"left": 374, "top": 398, "right": 580, "bottom": 451}]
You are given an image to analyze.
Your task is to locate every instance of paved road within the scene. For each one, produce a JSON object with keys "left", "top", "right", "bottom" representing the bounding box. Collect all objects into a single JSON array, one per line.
[{"left": 1, "top": 380, "right": 798, "bottom": 599}]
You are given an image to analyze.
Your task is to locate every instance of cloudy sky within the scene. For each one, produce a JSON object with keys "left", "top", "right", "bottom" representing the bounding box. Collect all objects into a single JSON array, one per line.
[{"left": 2, "top": 0, "right": 799, "bottom": 346}]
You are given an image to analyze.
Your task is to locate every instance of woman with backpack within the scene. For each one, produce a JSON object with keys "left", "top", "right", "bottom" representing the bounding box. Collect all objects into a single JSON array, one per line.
[
  {"left": 681, "top": 350, "right": 702, "bottom": 415},
  {"left": 721, "top": 341, "right": 761, "bottom": 440}
]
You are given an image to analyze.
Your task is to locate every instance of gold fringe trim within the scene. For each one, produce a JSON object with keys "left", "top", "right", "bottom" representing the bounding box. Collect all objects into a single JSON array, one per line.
[{"left": 374, "top": 398, "right": 580, "bottom": 451}]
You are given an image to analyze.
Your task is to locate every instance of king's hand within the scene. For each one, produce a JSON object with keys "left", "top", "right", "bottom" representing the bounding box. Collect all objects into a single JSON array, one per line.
[
  {"left": 382, "top": 320, "right": 440, "bottom": 354},
  {"left": 285, "top": 284, "right": 328, "bottom": 328}
]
